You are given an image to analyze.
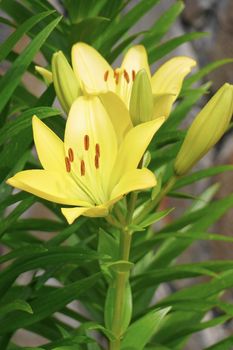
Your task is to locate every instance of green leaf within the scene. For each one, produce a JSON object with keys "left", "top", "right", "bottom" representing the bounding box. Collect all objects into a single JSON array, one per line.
[
  {"left": 0, "top": 247, "right": 100, "bottom": 297},
  {"left": 107, "top": 31, "right": 145, "bottom": 63},
  {"left": 149, "top": 32, "right": 208, "bottom": 63},
  {"left": 46, "top": 219, "right": 87, "bottom": 247},
  {"left": 161, "top": 270, "right": 233, "bottom": 304},
  {"left": 133, "top": 263, "right": 217, "bottom": 290},
  {"left": 160, "top": 194, "right": 233, "bottom": 233},
  {"left": 138, "top": 208, "right": 173, "bottom": 228},
  {"left": 109, "top": 260, "right": 134, "bottom": 273},
  {"left": 0, "top": 245, "right": 47, "bottom": 264},
  {"left": 167, "top": 192, "right": 199, "bottom": 200},
  {"left": 0, "top": 273, "right": 100, "bottom": 334},
  {"left": 98, "top": 0, "right": 160, "bottom": 52},
  {"left": 204, "top": 336, "right": 233, "bottom": 350},
  {"left": 173, "top": 165, "right": 233, "bottom": 190},
  {"left": 142, "top": 0, "right": 184, "bottom": 48},
  {"left": 105, "top": 280, "right": 132, "bottom": 335},
  {"left": 133, "top": 231, "right": 233, "bottom": 262},
  {"left": 121, "top": 307, "right": 170, "bottom": 350},
  {"left": 0, "top": 299, "right": 33, "bottom": 316},
  {"left": 0, "top": 15, "right": 62, "bottom": 113},
  {"left": 0, "top": 196, "right": 36, "bottom": 238},
  {"left": 0, "top": 11, "right": 54, "bottom": 62},
  {"left": 168, "top": 315, "right": 231, "bottom": 347},
  {"left": 151, "top": 173, "right": 162, "bottom": 200},
  {"left": 183, "top": 58, "right": 233, "bottom": 89},
  {"left": 70, "top": 17, "right": 110, "bottom": 46},
  {"left": 0, "top": 107, "right": 60, "bottom": 147}
]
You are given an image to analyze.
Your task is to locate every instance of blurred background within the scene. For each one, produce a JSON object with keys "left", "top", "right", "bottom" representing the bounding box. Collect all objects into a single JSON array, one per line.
[{"left": 0, "top": 0, "right": 233, "bottom": 349}]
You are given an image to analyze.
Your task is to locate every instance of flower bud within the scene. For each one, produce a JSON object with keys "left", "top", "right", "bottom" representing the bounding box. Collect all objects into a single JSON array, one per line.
[
  {"left": 52, "top": 51, "right": 81, "bottom": 114},
  {"left": 35, "top": 66, "right": 53, "bottom": 85},
  {"left": 129, "top": 69, "right": 154, "bottom": 125},
  {"left": 174, "top": 83, "right": 233, "bottom": 176}
]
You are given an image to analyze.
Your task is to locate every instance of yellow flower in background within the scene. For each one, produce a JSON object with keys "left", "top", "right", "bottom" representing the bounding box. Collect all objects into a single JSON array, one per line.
[
  {"left": 72, "top": 42, "right": 196, "bottom": 119},
  {"left": 174, "top": 83, "right": 233, "bottom": 176},
  {"left": 7, "top": 96, "right": 164, "bottom": 224}
]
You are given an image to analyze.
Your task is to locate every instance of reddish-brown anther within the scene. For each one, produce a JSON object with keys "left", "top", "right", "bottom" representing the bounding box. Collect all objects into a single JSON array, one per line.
[
  {"left": 95, "top": 143, "right": 100, "bottom": 157},
  {"left": 65, "top": 157, "right": 71, "bottom": 172},
  {"left": 95, "top": 154, "right": 99, "bottom": 169},
  {"left": 104, "top": 70, "right": 109, "bottom": 82},
  {"left": 68, "top": 148, "right": 74, "bottom": 162},
  {"left": 124, "top": 69, "right": 130, "bottom": 83},
  {"left": 115, "top": 71, "right": 119, "bottom": 85},
  {"left": 132, "top": 69, "right": 136, "bottom": 81},
  {"left": 80, "top": 160, "right": 85, "bottom": 176},
  {"left": 84, "top": 135, "right": 90, "bottom": 150}
]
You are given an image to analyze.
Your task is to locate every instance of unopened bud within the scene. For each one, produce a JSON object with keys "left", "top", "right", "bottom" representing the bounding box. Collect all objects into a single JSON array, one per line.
[
  {"left": 129, "top": 69, "right": 154, "bottom": 125},
  {"left": 35, "top": 66, "right": 53, "bottom": 85},
  {"left": 52, "top": 51, "right": 81, "bottom": 114},
  {"left": 174, "top": 83, "right": 233, "bottom": 176}
]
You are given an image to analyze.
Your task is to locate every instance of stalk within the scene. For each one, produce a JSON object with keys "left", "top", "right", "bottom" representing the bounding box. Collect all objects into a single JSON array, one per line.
[{"left": 109, "top": 193, "right": 135, "bottom": 350}]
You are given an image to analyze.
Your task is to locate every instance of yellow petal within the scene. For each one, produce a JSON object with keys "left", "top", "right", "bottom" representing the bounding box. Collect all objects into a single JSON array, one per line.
[
  {"left": 72, "top": 42, "right": 115, "bottom": 94},
  {"left": 32, "top": 115, "right": 65, "bottom": 173},
  {"left": 61, "top": 205, "right": 109, "bottom": 224},
  {"left": 118, "top": 45, "right": 151, "bottom": 107},
  {"left": 65, "top": 96, "right": 118, "bottom": 203},
  {"left": 151, "top": 56, "right": 196, "bottom": 100},
  {"left": 153, "top": 93, "right": 176, "bottom": 120},
  {"left": 6, "top": 170, "right": 91, "bottom": 206},
  {"left": 121, "top": 45, "right": 151, "bottom": 79},
  {"left": 110, "top": 117, "right": 164, "bottom": 187},
  {"left": 111, "top": 168, "right": 156, "bottom": 199},
  {"left": 100, "top": 92, "right": 133, "bottom": 144}
]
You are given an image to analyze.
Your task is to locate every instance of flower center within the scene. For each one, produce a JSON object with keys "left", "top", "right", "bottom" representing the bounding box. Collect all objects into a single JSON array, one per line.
[{"left": 64, "top": 135, "right": 101, "bottom": 177}]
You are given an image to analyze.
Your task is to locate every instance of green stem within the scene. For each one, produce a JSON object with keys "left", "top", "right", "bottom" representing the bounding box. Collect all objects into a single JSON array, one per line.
[
  {"left": 110, "top": 230, "right": 132, "bottom": 350},
  {"left": 134, "top": 175, "right": 177, "bottom": 224},
  {"left": 109, "top": 193, "right": 135, "bottom": 350}
]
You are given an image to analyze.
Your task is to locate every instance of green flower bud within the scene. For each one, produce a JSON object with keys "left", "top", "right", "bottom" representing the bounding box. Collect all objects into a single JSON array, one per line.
[
  {"left": 52, "top": 51, "right": 81, "bottom": 114},
  {"left": 35, "top": 66, "right": 53, "bottom": 85},
  {"left": 129, "top": 69, "right": 154, "bottom": 125},
  {"left": 174, "top": 83, "right": 233, "bottom": 176}
]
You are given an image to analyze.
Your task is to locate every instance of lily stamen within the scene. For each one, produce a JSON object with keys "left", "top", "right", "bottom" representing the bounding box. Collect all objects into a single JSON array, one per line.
[
  {"left": 95, "top": 154, "right": 99, "bottom": 169},
  {"left": 114, "top": 71, "right": 119, "bottom": 85},
  {"left": 68, "top": 148, "right": 74, "bottom": 162},
  {"left": 104, "top": 70, "right": 109, "bottom": 82},
  {"left": 95, "top": 143, "right": 100, "bottom": 157},
  {"left": 84, "top": 135, "right": 90, "bottom": 150},
  {"left": 132, "top": 69, "right": 136, "bottom": 81},
  {"left": 65, "top": 157, "right": 71, "bottom": 172},
  {"left": 81, "top": 159, "right": 85, "bottom": 176},
  {"left": 124, "top": 69, "right": 130, "bottom": 83}
]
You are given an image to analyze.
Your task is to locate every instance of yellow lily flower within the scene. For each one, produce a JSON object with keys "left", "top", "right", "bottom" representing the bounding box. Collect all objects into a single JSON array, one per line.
[
  {"left": 174, "top": 83, "right": 233, "bottom": 175},
  {"left": 72, "top": 42, "right": 196, "bottom": 119},
  {"left": 7, "top": 96, "right": 164, "bottom": 224}
]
